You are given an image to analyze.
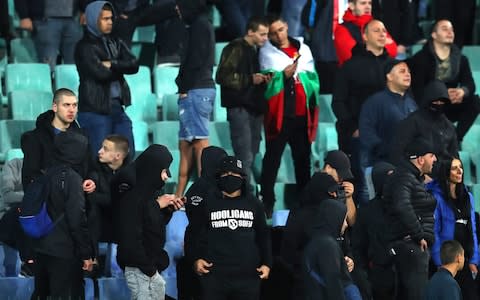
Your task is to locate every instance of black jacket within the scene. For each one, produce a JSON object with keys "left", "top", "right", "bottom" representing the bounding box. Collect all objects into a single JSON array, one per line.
[
  {"left": 407, "top": 40, "right": 476, "bottom": 104},
  {"left": 20, "top": 110, "right": 91, "bottom": 189},
  {"left": 389, "top": 81, "right": 459, "bottom": 165},
  {"left": 301, "top": 199, "right": 351, "bottom": 300},
  {"left": 382, "top": 159, "right": 437, "bottom": 245},
  {"left": 215, "top": 38, "right": 266, "bottom": 114},
  {"left": 332, "top": 45, "right": 391, "bottom": 150},
  {"left": 113, "top": 145, "right": 173, "bottom": 277},
  {"left": 14, "top": 0, "right": 86, "bottom": 19},
  {"left": 35, "top": 131, "right": 93, "bottom": 261},
  {"left": 75, "top": 30, "right": 138, "bottom": 114},
  {"left": 176, "top": 14, "right": 215, "bottom": 93}
]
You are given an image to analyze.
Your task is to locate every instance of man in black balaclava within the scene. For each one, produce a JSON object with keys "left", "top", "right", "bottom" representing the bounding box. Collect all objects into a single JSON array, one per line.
[
  {"left": 390, "top": 79, "right": 459, "bottom": 168},
  {"left": 112, "top": 144, "right": 185, "bottom": 300},
  {"left": 191, "top": 155, "right": 272, "bottom": 300},
  {"left": 352, "top": 162, "right": 396, "bottom": 300}
]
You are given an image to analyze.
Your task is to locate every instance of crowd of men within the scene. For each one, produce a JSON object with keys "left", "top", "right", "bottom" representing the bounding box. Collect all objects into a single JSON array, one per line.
[{"left": 1, "top": 0, "right": 480, "bottom": 299}]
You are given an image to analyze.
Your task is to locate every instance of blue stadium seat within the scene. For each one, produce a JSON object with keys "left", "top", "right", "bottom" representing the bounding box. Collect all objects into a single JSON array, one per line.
[
  {"left": 10, "top": 38, "right": 38, "bottom": 63},
  {"left": 312, "top": 122, "right": 339, "bottom": 164},
  {"left": 208, "top": 121, "right": 232, "bottom": 153},
  {"left": 9, "top": 90, "right": 52, "bottom": 120},
  {"left": 54, "top": 64, "right": 80, "bottom": 93},
  {"left": 97, "top": 278, "right": 131, "bottom": 300},
  {"left": 152, "top": 121, "right": 180, "bottom": 150},
  {"left": 125, "top": 94, "right": 158, "bottom": 126},
  {"left": 272, "top": 209, "right": 290, "bottom": 227},
  {"left": 5, "top": 63, "right": 52, "bottom": 95},
  {"left": 318, "top": 94, "right": 336, "bottom": 123},
  {"left": 0, "top": 277, "right": 34, "bottom": 300},
  {"left": 84, "top": 278, "right": 94, "bottom": 300},
  {"left": 154, "top": 65, "right": 179, "bottom": 106},
  {"left": 161, "top": 94, "right": 179, "bottom": 121},
  {"left": 132, "top": 121, "right": 149, "bottom": 152}
]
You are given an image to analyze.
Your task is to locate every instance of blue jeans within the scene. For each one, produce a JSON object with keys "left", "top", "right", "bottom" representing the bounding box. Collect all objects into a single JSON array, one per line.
[
  {"left": 227, "top": 107, "right": 263, "bottom": 192},
  {"left": 33, "top": 17, "right": 83, "bottom": 70},
  {"left": 0, "top": 243, "right": 20, "bottom": 277},
  {"left": 178, "top": 88, "right": 215, "bottom": 142},
  {"left": 78, "top": 101, "right": 135, "bottom": 158},
  {"left": 125, "top": 267, "right": 166, "bottom": 300},
  {"left": 282, "top": 0, "right": 308, "bottom": 36},
  {"left": 217, "top": 0, "right": 254, "bottom": 38}
]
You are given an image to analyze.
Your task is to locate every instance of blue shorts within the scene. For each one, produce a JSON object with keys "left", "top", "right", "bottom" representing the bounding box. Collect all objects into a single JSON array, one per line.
[{"left": 178, "top": 88, "right": 215, "bottom": 142}]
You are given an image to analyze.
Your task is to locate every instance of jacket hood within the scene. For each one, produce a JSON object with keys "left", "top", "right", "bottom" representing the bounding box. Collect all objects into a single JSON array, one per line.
[
  {"left": 310, "top": 199, "right": 347, "bottom": 238},
  {"left": 53, "top": 131, "right": 88, "bottom": 167},
  {"left": 420, "top": 79, "right": 450, "bottom": 108},
  {"left": 35, "top": 110, "right": 55, "bottom": 130},
  {"left": 371, "top": 162, "right": 395, "bottom": 196},
  {"left": 134, "top": 144, "right": 173, "bottom": 192},
  {"left": 200, "top": 146, "right": 227, "bottom": 181},
  {"left": 302, "top": 172, "right": 339, "bottom": 206},
  {"left": 85, "top": 1, "right": 114, "bottom": 37},
  {"left": 342, "top": 9, "right": 372, "bottom": 27}
]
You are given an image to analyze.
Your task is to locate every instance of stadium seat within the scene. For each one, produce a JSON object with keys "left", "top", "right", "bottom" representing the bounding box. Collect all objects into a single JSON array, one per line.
[
  {"left": 124, "top": 65, "right": 153, "bottom": 101},
  {"left": 272, "top": 209, "right": 290, "bottom": 227},
  {"left": 0, "top": 120, "right": 35, "bottom": 162},
  {"left": 54, "top": 64, "right": 80, "bottom": 93},
  {"left": 312, "top": 122, "right": 339, "bottom": 163},
  {"left": 462, "top": 46, "right": 480, "bottom": 71},
  {"left": 5, "top": 148, "right": 23, "bottom": 161},
  {"left": 9, "top": 38, "right": 38, "bottom": 63},
  {"left": 152, "top": 121, "right": 180, "bottom": 150},
  {"left": 154, "top": 65, "right": 179, "bottom": 105},
  {"left": 132, "top": 25, "right": 156, "bottom": 44},
  {"left": 97, "top": 278, "right": 131, "bottom": 300},
  {"left": 273, "top": 183, "right": 297, "bottom": 211},
  {"left": 318, "top": 94, "right": 336, "bottom": 123},
  {"left": 213, "top": 84, "right": 226, "bottom": 121},
  {"left": 5, "top": 63, "right": 52, "bottom": 95},
  {"left": 84, "top": 278, "right": 94, "bottom": 300},
  {"left": 208, "top": 121, "right": 232, "bottom": 153},
  {"left": 276, "top": 145, "right": 296, "bottom": 183},
  {"left": 125, "top": 93, "right": 158, "bottom": 125},
  {"left": 9, "top": 90, "right": 52, "bottom": 120},
  {"left": 168, "top": 149, "right": 181, "bottom": 182},
  {"left": 214, "top": 42, "right": 228, "bottom": 65},
  {"left": 161, "top": 94, "right": 179, "bottom": 121},
  {"left": 472, "top": 184, "right": 480, "bottom": 211},
  {"left": 0, "top": 277, "right": 34, "bottom": 300},
  {"left": 132, "top": 120, "right": 149, "bottom": 152},
  {"left": 409, "top": 44, "right": 423, "bottom": 57},
  {"left": 459, "top": 151, "right": 473, "bottom": 187}
]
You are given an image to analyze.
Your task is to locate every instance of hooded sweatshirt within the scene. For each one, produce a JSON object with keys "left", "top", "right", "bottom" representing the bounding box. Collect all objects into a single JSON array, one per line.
[
  {"left": 302, "top": 199, "right": 351, "bottom": 300},
  {"left": 389, "top": 80, "right": 458, "bottom": 165},
  {"left": 113, "top": 144, "right": 174, "bottom": 276}
]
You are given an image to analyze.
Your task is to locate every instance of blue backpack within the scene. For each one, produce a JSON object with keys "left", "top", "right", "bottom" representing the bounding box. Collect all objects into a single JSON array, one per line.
[{"left": 18, "top": 166, "right": 68, "bottom": 238}]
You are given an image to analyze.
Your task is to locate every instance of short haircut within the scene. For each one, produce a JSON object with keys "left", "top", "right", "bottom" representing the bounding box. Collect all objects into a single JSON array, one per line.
[
  {"left": 102, "top": 3, "right": 113, "bottom": 11},
  {"left": 363, "top": 19, "right": 382, "bottom": 34},
  {"left": 266, "top": 14, "right": 286, "bottom": 26},
  {"left": 431, "top": 19, "right": 451, "bottom": 33},
  {"left": 53, "top": 88, "right": 76, "bottom": 104},
  {"left": 246, "top": 16, "right": 269, "bottom": 33},
  {"left": 105, "top": 134, "right": 129, "bottom": 157},
  {"left": 440, "top": 240, "right": 464, "bottom": 265}
]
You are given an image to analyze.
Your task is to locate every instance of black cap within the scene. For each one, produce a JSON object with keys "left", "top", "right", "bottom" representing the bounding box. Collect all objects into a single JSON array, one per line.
[
  {"left": 324, "top": 150, "right": 354, "bottom": 180},
  {"left": 384, "top": 59, "right": 405, "bottom": 76},
  {"left": 218, "top": 156, "right": 246, "bottom": 176},
  {"left": 405, "top": 138, "right": 436, "bottom": 159}
]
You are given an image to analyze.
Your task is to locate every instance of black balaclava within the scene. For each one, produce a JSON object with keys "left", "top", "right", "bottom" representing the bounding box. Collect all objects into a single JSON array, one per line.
[
  {"left": 216, "top": 156, "right": 246, "bottom": 195},
  {"left": 310, "top": 199, "right": 348, "bottom": 238},
  {"left": 134, "top": 144, "right": 173, "bottom": 195},
  {"left": 371, "top": 162, "right": 396, "bottom": 197},
  {"left": 421, "top": 79, "right": 450, "bottom": 116},
  {"left": 200, "top": 146, "right": 227, "bottom": 183},
  {"left": 301, "top": 172, "right": 339, "bottom": 206}
]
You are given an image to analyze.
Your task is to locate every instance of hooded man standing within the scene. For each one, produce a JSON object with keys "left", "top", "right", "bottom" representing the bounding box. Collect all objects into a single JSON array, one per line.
[{"left": 75, "top": 1, "right": 139, "bottom": 158}]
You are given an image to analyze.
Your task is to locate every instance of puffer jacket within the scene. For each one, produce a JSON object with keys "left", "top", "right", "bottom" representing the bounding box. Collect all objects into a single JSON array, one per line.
[{"left": 382, "top": 159, "right": 437, "bottom": 246}]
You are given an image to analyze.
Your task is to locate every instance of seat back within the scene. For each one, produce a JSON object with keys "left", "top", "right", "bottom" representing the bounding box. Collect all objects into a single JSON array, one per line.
[
  {"left": 54, "top": 64, "right": 80, "bottom": 93},
  {"left": 9, "top": 90, "right": 52, "bottom": 120},
  {"left": 5, "top": 63, "right": 52, "bottom": 94}
]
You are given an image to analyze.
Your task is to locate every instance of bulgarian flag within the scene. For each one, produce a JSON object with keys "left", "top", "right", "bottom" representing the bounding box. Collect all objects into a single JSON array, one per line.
[{"left": 259, "top": 38, "right": 320, "bottom": 142}]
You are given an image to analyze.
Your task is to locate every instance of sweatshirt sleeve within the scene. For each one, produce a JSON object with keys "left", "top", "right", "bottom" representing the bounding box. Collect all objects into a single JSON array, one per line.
[{"left": 254, "top": 200, "right": 272, "bottom": 268}]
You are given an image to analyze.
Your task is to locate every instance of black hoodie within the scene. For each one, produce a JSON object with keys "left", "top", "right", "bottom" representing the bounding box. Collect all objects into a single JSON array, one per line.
[
  {"left": 390, "top": 80, "right": 459, "bottom": 166},
  {"left": 302, "top": 199, "right": 351, "bottom": 300},
  {"left": 113, "top": 144, "right": 174, "bottom": 276},
  {"left": 35, "top": 131, "right": 93, "bottom": 261}
]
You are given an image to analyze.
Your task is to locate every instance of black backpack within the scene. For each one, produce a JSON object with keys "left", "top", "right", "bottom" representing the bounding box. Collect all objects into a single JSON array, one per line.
[{"left": 18, "top": 165, "right": 68, "bottom": 238}]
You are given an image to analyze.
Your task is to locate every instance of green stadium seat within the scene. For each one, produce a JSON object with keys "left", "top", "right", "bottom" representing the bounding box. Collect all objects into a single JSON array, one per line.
[
  {"left": 152, "top": 121, "right": 179, "bottom": 149},
  {"left": 459, "top": 151, "right": 473, "bottom": 187},
  {"left": 462, "top": 46, "right": 480, "bottom": 71},
  {"left": 5, "top": 63, "right": 52, "bottom": 95},
  {"left": 10, "top": 38, "right": 38, "bottom": 63},
  {"left": 276, "top": 145, "right": 296, "bottom": 183},
  {"left": 0, "top": 120, "right": 35, "bottom": 162},
  {"left": 213, "top": 84, "right": 226, "bottom": 121},
  {"left": 54, "top": 64, "right": 79, "bottom": 93},
  {"left": 472, "top": 184, "right": 480, "bottom": 211},
  {"left": 161, "top": 94, "right": 179, "bottom": 121},
  {"left": 214, "top": 42, "right": 228, "bottom": 66},
  {"left": 154, "top": 65, "right": 179, "bottom": 106},
  {"left": 132, "top": 120, "right": 149, "bottom": 152},
  {"left": 124, "top": 66, "right": 158, "bottom": 125},
  {"left": 208, "top": 121, "right": 232, "bottom": 153},
  {"left": 318, "top": 94, "right": 336, "bottom": 122},
  {"left": 5, "top": 148, "right": 24, "bottom": 161},
  {"left": 273, "top": 182, "right": 298, "bottom": 211},
  {"left": 9, "top": 90, "right": 52, "bottom": 120},
  {"left": 312, "top": 122, "right": 339, "bottom": 163},
  {"left": 169, "top": 149, "right": 181, "bottom": 182},
  {"left": 132, "top": 25, "right": 156, "bottom": 43}
]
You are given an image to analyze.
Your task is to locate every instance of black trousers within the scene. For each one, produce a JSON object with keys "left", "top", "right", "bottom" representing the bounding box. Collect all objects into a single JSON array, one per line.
[
  {"left": 455, "top": 261, "right": 479, "bottom": 300},
  {"left": 200, "top": 272, "right": 261, "bottom": 300},
  {"left": 445, "top": 96, "right": 480, "bottom": 143},
  {"left": 260, "top": 117, "right": 311, "bottom": 209},
  {"left": 389, "top": 240, "right": 429, "bottom": 300},
  {"left": 31, "top": 253, "right": 85, "bottom": 300}
]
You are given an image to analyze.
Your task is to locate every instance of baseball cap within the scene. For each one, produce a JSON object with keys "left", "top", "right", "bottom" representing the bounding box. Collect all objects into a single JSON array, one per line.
[
  {"left": 218, "top": 156, "right": 246, "bottom": 176},
  {"left": 405, "top": 138, "right": 436, "bottom": 159},
  {"left": 384, "top": 59, "right": 406, "bottom": 76},
  {"left": 324, "top": 150, "right": 354, "bottom": 180}
]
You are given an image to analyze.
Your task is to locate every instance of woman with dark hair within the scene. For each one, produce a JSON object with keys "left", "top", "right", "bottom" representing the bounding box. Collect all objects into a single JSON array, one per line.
[{"left": 426, "top": 157, "right": 479, "bottom": 300}]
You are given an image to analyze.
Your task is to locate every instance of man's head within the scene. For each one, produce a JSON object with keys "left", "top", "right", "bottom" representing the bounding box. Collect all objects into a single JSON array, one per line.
[
  {"left": 245, "top": 16, "right": 269, "bottom": 47},
  {"left": 421, "top": 80, "right": 450, "bottom": 114},
  {"left": 267, "top": 15, "right": 289, "bottom": 48},
  {"left": 348, "top": 0, "right": 372, "bottom": 16},
  {"left": 52, "top": 88, "right": 78, "bottom": 129},
  {"left": 440, "top": 240, "right": 465, "bottom": 271},
  {"left": 323, "top": 150, "right": 354, "bottom": 183},
  {"left": 85, "top": 1, "right": 114, "bottom": 36},
  {"left": 98, "top": 134, "right": 129, "bottom": 170},
  {"left": 384, "top": 60, "right": 411, "bottom": 93},
  {"left": 406, "top": 138, "right": 437, "bottom": 175},
  {"left": 217, "top": 156, "right": 246, "bottom": 196},
  {"left": 363, "top": 19, "right": 387, "bottom": 52},
  {"left": 431, "top": 19, "right": 455, "bottom": 46}
]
